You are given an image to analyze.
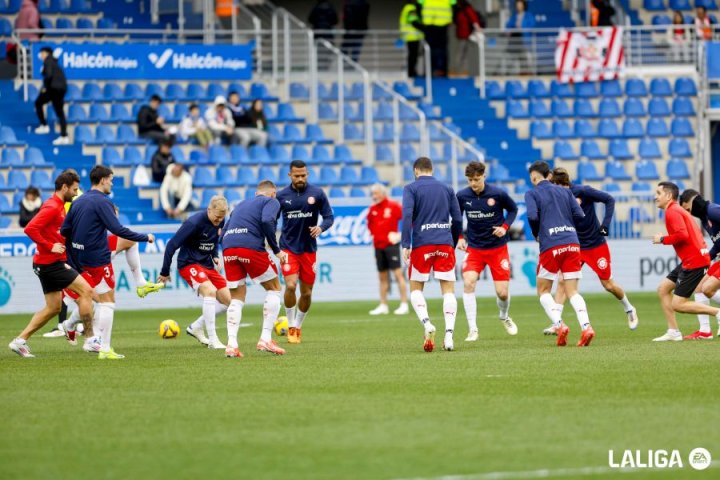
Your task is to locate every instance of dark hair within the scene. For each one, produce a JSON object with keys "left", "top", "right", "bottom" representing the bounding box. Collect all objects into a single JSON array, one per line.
[
  {"left": 258, "top": 180, "right": 277, "bottom": 190},
  {"left": 150, "top": 94, "right": 162, "bottom": 103},
  {"left": 465, "top": 161, "right": 486, "bottom": 177},
  {"left": 290, "top": 160, "right": 307, "bottom": 170},
  {"left": 679, "top": 188, "right": 700, "bottom": 205},
  {"left": 89, "top": 165, "right": 114, "bottom": 185},
  {"left": 251, "top": 99, "right": 263, "bottom": 110},
  {"left": 40, "top": 46, "right": 53, "bottom": 55},
  {"left": 697, "top": 5, "right": 707, "bottom": 13},
  {"left": 528, "top": 161, "right": 551, "bottom": 178},
  {"left": 550, "top": 167, "right": 571, "bottom": 186},
  {"left": 25, "top": 186, "right": 41, "bottom": 197},
  {"left": 228, "top": 91, "right": 239, "bottom": 98},
  {"left": 413, "top": 156, "right": 433, "bottom": 172},
  {"left": 658, "top": 181, "right": 679, "bottom": 200},
  {"left": 189, "top": 103, "right": 199, "bottom": 110},
  {"left": 55, "top": 169, "right": 80, "bottom": 191}
]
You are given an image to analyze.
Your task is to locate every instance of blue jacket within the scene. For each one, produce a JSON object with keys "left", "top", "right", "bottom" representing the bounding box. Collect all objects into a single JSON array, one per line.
[
  {"left": 457, "top": 184, "right": 517, "bottom": 249},
  {"left": 703, "top": 202, "right": 720, "bottom": 259},
  {"left": 569, "top": 184, "right": 615, "bottom": 250},
  {"left": 221, "top": 195, "right": 281, "bottom": 254},
  {"left": 160, "top": 211, "right": 224, "bottom": 276},
  {"left": 402, "top": 175, "right": 463, "bottom": 249},
  {"left": 524, "top": 180, "right": 585, "bottom": 253},
  {"left": 277, "top": 184, "right": 334, "bottom": 254},
  {"left": 61, "top": 189, "right": 148, "bottom": 269}
]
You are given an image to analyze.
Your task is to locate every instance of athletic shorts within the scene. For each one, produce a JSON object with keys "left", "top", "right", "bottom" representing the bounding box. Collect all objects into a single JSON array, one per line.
[
  {"left": 179, "top": 264, "right": 227, "bottom": 292},
  {"left": 462, "top": 245, "right": 510, "bottom": 281},
  {"left": 708, "top": 261, "right": 720, "bottom": 280},
  {"left": 408, "top": 244, "right": 456, "bottom": 282},
  {"left": 666, "top": 264, "right": 708, "bottom": 298},
  {"left": 280, "top": 250, "right": 317, "bottom": 285},
  {"left": 580, "top": 243, "right": 613, "bottom": 281},
  {"left": 537, "top": 243, "right": 582, "bottom": 281},
  {"left": 223, "top": 247, "right": 278, "bottom": 288},
  {"left": 108, "top": 235, "right": 118, "bottom": 253},
  {"left": 33, "top": 261, "right": 80, "bottom": 294},
  {"left": 64, "top": 263, "right": 116, "bottom": 299},
  {"left": 375, "top": 244, "right": 402, "bottom": 272}
]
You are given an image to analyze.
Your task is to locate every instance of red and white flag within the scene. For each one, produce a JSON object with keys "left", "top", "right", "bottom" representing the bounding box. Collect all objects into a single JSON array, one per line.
[{"left": 555, "top": 27, "right": 625, "bottom": 83}]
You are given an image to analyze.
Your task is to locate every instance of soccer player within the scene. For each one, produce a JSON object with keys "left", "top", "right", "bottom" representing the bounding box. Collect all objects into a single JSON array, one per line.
[
  {"left": 367, "top": 183, "right": 408, "bottom": 316},
  {"left": 61, "top": 165, "right": 155, "bottom": 360},
  {"left": 548, "top": 168, "right": 638, "bottom": 331},
  {"left": 456, "top": 161, "right": 518, "bottom": 341},
  {"left": 524, "top": 161, "right": 595, "bottom": 347},
  {"left": 158, "top": 196, "right": 230, "bottom": 350},
  {"left": 277, "top": 160, "right": 334, "bottom": 344},
  {"left": 221, "top": 180, "right": 289, "bottom": 357},
  {"left": 651, "top": 183, "right": 720, "bottom": 341},
  {"left": 8, "top": 170, "right": 95, "bottom": 358},
  {"left": 402, "top": 156, "right": 463, "bottom": 352}
]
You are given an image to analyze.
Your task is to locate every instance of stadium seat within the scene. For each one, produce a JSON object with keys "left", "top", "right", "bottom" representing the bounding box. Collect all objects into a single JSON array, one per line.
[
  {"left": 0, "top": 217, "right": 11, "bottom": 229},
  {"left": 605, "top": 161, "right": 632, "bottom": 180},
  {"left": 647, "top": 118, "right": 670, "bottom": 137},
  {"left": 290, "top": 82, "right": 309, "bottom": 100},
  {"left": 68, "top": 104, "right": 88, "bottom": 123},
  {"left": 631, "top": 181, "right": 653, "bottom": 197},
  {"left": 8, "top": 170, "right": 29, "bottom": 189},
  {"left": 374, "top": 102, "right": 393, "bottom": 121},
  {"left": 207, "top": 84, "right": 226, "bottom": 100},
  {"left": 580, "top": 140, "right": 605, "bottom": 159},
  {"left": 349, "top": 187, "right": 366, "bottom": 198},
  {"left": 550, "top": 80, "right": 573, "bottom": 98},
  {"left": 94, "top": 125, "right": 115, "bottom": 143},
  {"left": 329, "top": 187, "right": 346, "bottom": 198},
  {"left": 668, "top": 138, "right": 692, "bottom": 157},
  {"left": 230, "top": 145, "right": 249, "bottom": 164},
  {"left": 224, "top": 188, "right": 242, "bottom": 205},
  {"left": 361, "top": 166, "right": 379, "bottom": 184},
  {"left": 650, "top": 78, "right": 673, "bottom": 97},
  {"left": 669, "top": 0, "right": 692, "bottom": 9},
  {"left": 622, "top": 119, "right": 644, "bottom": 138},
  {"left": 625, "top": 79, "right": 648, "bottom": 97},
  {"left": 574, "top": 82, "right": 598, "bottom": 98},
  {"left": 188, "top": 150, "right": 209, "bottom": 165},
  {"left": 343, "top": 123, "right": 363, "bottom": 141},
  {"left": 598, "top": 98, "right": 621, "bottom": 118},
  {"left": 530, "top": 121, "right": 552, "bottom": 139},
  {"left": 671, "top": 118, "right": 694, "bottom": 137},
  {"left": 667, "top": 158, "right": 691, "bottom": 179},
  {"left": 600, "top": 79, "right": 623, "bottom": 97},
  {"left": 193, "top": 167, "right": 216, "bottom": 187},
  {"left": 70, "top": 0, "right": 90, "bottom": 12},
  {"left": 124, "top": 83, "right": 144, "bottom": 101},
  {"left": 609, "top": 139, "right": 633, "bottom": 159},
  {"left": 672, "top": 97, "right": 695, "bottom": 116},
  {"left": 320, "top": 166, "right": 339, "bottom": 185},
  {"left": 236, "top": 168, "right": 255, "bottom": 186},
  {"left": 603, "top": 182, "right": 621, "bottom": 193},
  {"left": 598, "top": 119, "right": 621, "bottom": 138},
  {"left": 505, "top": 80, "right": 527, "bottom": 99},
  {"left": 400, "top": 143, "right": 417, "bottom": 162},
  {"left": 110, "top": 104, "right": 131, "bottom": 122},
  {"left": 89, "top": 104, "right": 109, "bottom": 122},
  {"left": 276, "top": 103, "right": 301, "bottom": 122},
  {"left": 199, "top": 189, "right": 219, "bottom": 208},
  {"left": 55, "top": 17, "right": 73, "bottom": 29},
  {"left": 574, "top": 99, "right": 595, "bottom": 118},
  {"left": 318, "top": 103, "right": 336, "bottom": 120},
  {"left": 0, "top": 195, "right": 9, "bottom": 214},
  {"left": 527, "top": 80, "right": 550, "bottom": 98},
  {"left": 74, "top": 125, "right": 93, "bottom": 143},
  {"left": 25, "top": 147, "right": 46, "bottom": 166},
  {"left": 1, "top": 149, "right": 22, "bottom": 166},
  {"left": 551, "top": 99, "right": 573, "bottom": 118},
  {"left": 529, "top": 100, "right": 552, "bottom": 118},
  {"left": 251, "top": 83, "right": 277, "bottom": 101},
  {"left": 675, "top": 77, "right": 697, "bottom": 96},
  {"left": 553, "top": 141, "right": 579, "bottom": 160},
  {"left": 552, "top": 120, "right": 573, "bottom": 138},
  {"left": 485, "top": 80, "right": 504, "bottom": 100},
  {"left": 648, "top": 97, "right": 671, "bottom": 117},
  {"left": 290, "top": 145, "right": 310, "bottom": 162},
  {"left": 249, "top": 145, "right": 271, "bottom": 163},
  {"left": 574, "top": 120, "right": 595, "bottom": 138},
  {"left": 334, "top": 145, "right": 357, "bottom": 163},
  {"left": 636, "top": 160, "right": 660, "bottom": 180},
  {"left": 165, "top": 84, "right": 186, "bottom": 100},
  {"left": 266, "top": 145, "right": 287, "bottom": 163},
  {"left": 401, "top": 123, "right": 421, "bottom": 142},
  {"left": 638, "top": 138, "right": 662, "bottom": 159},
  {"left": 306, "top": 124, "right": 330, "bottom": 143},
  {"left": 82, "top": 83, "right": 103, "bottom": 101},
  {"left": 375, "top": 145, "right": 393, "bottom": 162},
  {"left": 643, "top": 0, "right": 667, "bottom": 10},
  {"left": 697, "top": 0, "right": 718, "bottom": 9},
  {"left": 623, "top": 98, "right": 646, "bottom": 117},
  {"left": 215, "top": 167, "right": 235, "bottom": 186},
  {"left": 208, "top": 145, "right": 230, "bottom": 164},
  {"left": 118, "top": 125, "right": 140, "bottom": 143},
  {"left": 97, "top": 18, "right": 116, "bottom": 29},
  {"left": 145, "top": 83, "right": 163, "bottom": 98},
  {"left": 103, "top": 147, "right": 123, "bottom": 166},
  {"left": 576, "top": 161, "right": 603, "bottom": 181},
  {"left": 312, "top": 145, "right": 332, "bottom": 163},
  {"left": 280, "top": 124, "right": 303, "bottom": 143},
  {"left": 30, "top": 170, "right": 53, "bottom": 189},
  {"left": 258, "top": 166, "right": 278, "bottom": 184},
  {"left": 507, "top": 100, "right": 529, "bottom": 118},
  {"left": 339, "top": 166, "right": 361, "bottom": 185},
  {"left": 652, "top": 14, "right": 672, "bottom": 24}
]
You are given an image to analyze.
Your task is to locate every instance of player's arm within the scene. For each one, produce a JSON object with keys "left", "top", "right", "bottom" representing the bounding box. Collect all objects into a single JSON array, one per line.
[
  {"left": 261, "top": 200, "right": 282, "bottom": 255},
  {"left": 59, "top": 204, "right": 75, "bottom": 240},
  {"left": 707, "top": 202, "right": 720, "bottom": 224},
  {"left": 456, "top": 192, "right": 468, "bottom": 250},
  {"left": 159, "top": 220, "right": 194, "bottom": 280},
  {"left": 524, "top": 191, "right": 540, "bottom": 239},
  {"left": 449, "top": 188, "right": 463, "bottom": 248},
  {"left": 584, "top": 186, "right": 615, "bottom": 235},
  {"left": 656, "top": 209, "right": 688, "bottom": 245},
  {"left": 568, "top": 190, "right": 585, "bottom": 222},
  {"left": 25, "top": 204, "right": 63, "bottom": 254},
  {"left": 318, "top": 191, "right": 334, "bottom": 232},
  {"left": 493, "top": 191, "right": 518, "bottom": 237},
  {"left": 99, "top": 201, "right": 152, "bottom": 243},
  {"left": 401, "top": 186, "right": 414, "bottom": 250}
]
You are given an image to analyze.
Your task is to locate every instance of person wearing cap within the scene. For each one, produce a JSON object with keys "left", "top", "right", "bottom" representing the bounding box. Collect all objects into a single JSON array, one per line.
[
  {"left": 160, "top": 162, "right": 194, "bottom": 219},
  {"left": 205, "top": 95, "right": 238, "bottom": 145}
]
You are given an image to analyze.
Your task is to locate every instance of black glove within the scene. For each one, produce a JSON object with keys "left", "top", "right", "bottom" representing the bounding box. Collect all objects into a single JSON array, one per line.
[{"left": 599, "top": 226, "right": 609, "bottom": 236}]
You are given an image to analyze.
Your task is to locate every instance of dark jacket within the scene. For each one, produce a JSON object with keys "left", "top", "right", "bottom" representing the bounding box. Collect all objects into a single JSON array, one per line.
[
  {"left": 248, "top": 109, "right": 268, "bottom": 131},
  {"left": 137, "top": 105, "right": 163, "bottom": 135},
  {"left": 42, "top": 55, "right": 66, "bottom": 91},
  {"left": 151, "top": 150, "right": 175, "bottom": 184},
  {"left": 592, "top": 0, "right": 615, "bottom": 27},
  {"left": 228, "top": 102, "right": 252, "bottom": 127},
  {"left": 19, "top": 199, "right": 41, "bottom": 228},
  {"left": 343, "top": 0, "right": 369, "bottom": 30},
  {"left": 309, "top": 1, "right": 338, "bottom": 30}
]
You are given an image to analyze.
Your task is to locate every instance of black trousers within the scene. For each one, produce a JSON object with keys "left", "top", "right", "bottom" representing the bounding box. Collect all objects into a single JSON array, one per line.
[
  {"left": 35, "top": 88, "right": 67, "bottom": 136},
  {"left": 407, "top": 40, "right": 420, "bottom": 77},
  {"left": 424, "top": 25, "right": 449, "bottom": 76},
  {"left": 341, "top": 32, "right": 365, "bottom": 63}
]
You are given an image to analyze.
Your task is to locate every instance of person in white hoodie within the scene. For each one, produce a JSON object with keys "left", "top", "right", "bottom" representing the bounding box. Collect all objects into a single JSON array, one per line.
[
  {"left": 205, "top": 96, "right": 238, "bottom": 145},
  {"left": 180, "top": 103, "right": 213, "bottom": 147},
  {"left": 160, "top": 163, "right": 194, "bottom": 219}
]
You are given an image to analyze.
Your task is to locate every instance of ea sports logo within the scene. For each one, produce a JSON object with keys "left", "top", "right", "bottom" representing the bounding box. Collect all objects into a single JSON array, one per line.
[
  {"left": 597, "top": 257, "right": 608, "bottom": 270},
  {"left": 500, "top": 259, "right": 510, "bottom": 270},
  {"left": 307, "top": 196, "right": 316, "bottom": 205},
  {"left": 487, "top": 198, "right": 496, "bottom": 207}
]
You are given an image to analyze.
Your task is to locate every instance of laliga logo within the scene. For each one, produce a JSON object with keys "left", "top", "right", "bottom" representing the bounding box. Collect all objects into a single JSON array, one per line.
[
  {"left": 609, "top": 448, "right": 711, "bottom": 471},
  {"left": 148, "top": 48, "right": 173, "bottom": 68}
]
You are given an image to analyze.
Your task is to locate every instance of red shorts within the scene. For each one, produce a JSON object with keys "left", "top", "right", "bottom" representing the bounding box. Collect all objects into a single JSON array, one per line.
[
  {"left": 409, "top": 244, "right": 456, "bottom": 282},
  {"left": 64, "top": 263, "right": 116, "bottom": 299},
  {"left": 462, "top": 245, "right": 511, "bottom": 281},
  {"left": 280, "top": 250, "right": 317, "bottom": 285},
  {"left": 108, "top": 235, "right": 118, "bottom": 253},
  {"left": 223, "top": 248, "right": 278, "bottom": 287},
  {"left": 179, "top": 264, "right": 227, "bottom": 291},
  {"left": 580, "top": 243, "right": 613, "bottom": 281},
  {"left": 709, "top": 261, "right": 720, "bottom": 279},
  {"left": 537, "top": 243, "right": 582, "bottom": 281}
]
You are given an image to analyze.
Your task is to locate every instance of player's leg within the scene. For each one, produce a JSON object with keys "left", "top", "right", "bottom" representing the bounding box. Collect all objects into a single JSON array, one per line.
[
  {"left": 702, "top": 275, "right": 720, "bottom": 336},
  {"left": 288, "top": 253, "right": 317, "bottom": 344},
  {"left": 487, "top": 246, "right": 515, "bottom": 335},
  {"left": 561, "top": 277, "right": 594, "bottom": 347},
  {"left": 391, "top": 267, "right": 409, "bottom": 314},
  {"left": 586, "top": 244, "right": 637, "bottom": 329},
  {"left": 462, "top": 270, "right": 479, "bottom": 341},
  {"left": 198, "top": 281, "right": 225, "bottom": 349},
  {"left": 95, "top": 288, "right": 122, "bottom": 359},
  {"left": 225, "top": 283, "right": 247, "bottom": 357},
  {"left": 115, "top": 237, "right": 164, "bottom": 298},
  {"left": 653, "top": 277, "right": 681, "bottom": 342},
  {"left": 599, "top": 278, "right": 638, "bottom": 330},
  {"left": 439, "top": 279, "right": 457, "bottom": 351},
  {"left": 256, "top": 277, "right": 285, "bottom": 355},
  {"left": 370, "top": 248, "right": 390, "bottom": 315},
  {"left": 408, "top": 246, "right": 436, "bottom": 351},
  {"left": 9, "top": 291, "right": 64, "bottom": 357},
  {"left": 688, "top": 277, "right": 713, "bottom": 339}
]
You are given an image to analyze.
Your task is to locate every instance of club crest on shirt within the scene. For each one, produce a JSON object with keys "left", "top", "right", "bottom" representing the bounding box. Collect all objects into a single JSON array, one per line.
[
  {"left": 487, "top": 198, "right": 496, "bottom": 207},
  {"left": 383, "top": 208, "right": 392, "bottom": 218},
  {"left": 307, "top": 196, "right": 316, "bottom": 205},
  {"left": 597, "top": 257, "right": 608, "bottom": 270}
]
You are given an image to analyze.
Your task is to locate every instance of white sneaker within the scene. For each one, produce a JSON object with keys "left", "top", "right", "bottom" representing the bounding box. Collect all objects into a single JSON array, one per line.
[
  {"left": 83, "top": 336, "right": 101, "bottom": 353},
  {"left": 393, "top": 303, "right": 409, "bottom": 315},
  {"left": 61, "top": 320, "right": 77, "bottom": 346},
  {"left": 543, "top": 324, "right": 558, "bottom": 336},
  {"left": 501, "top": 317, "right": 518, "bottom": 336},
  {"left": 186, "top": 326, "right": 209, "bottom": 346},
  {"left": 369, "top": 304, "right": 389, "bottom": 315},
  {"left": 443, "top": 331, "right": 454, "bottom": 351},
  {"left": 207, "top": 338, "right": 226, "bottom": 349},
  {"left": 42, "top": 326, "right": 65, "bottom": 338},
  {"left": 34, "top": 125, "right": 50, "bottom": 134},
  {"left": 626, "top": 308, "right": 639, "bottom": 330},
  {"left": 653, "top": 330, "right": 683, "bottom": 342},
  {"left": 52, "top": 136, "right": 70, "bottom": 145},
  {"left": 465, "top": 330, "right": 479, "bottom": 342},
  {"left": 9, "top": 339, "right": 34, "bottom": 357}
]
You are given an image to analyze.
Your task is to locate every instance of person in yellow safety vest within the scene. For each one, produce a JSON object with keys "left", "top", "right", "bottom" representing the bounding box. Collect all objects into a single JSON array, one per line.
[
  {"left": 400, "top": 0, "right": 424, "bottom": 78},
  {"left": 418, "top": 0, "right": 455, "bottom": 77},
  {"left": 216, "top": 0, "right": 238, "bottom": 31}
]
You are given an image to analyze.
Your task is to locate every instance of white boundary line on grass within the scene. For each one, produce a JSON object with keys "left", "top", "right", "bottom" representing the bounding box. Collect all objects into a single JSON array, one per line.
[{"left": 391, "top": 461, "right": 719, "bottom": 480}]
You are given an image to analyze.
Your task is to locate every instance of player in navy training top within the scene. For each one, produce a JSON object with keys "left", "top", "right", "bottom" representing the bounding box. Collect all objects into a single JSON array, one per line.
[
  {"left": 158, "top": 196, "right": 229, "bottom": 350},
  {"left": 456, "top": 161, "right": 518, "bottom": 341},
  {"left": 276, "top": 160, "right": 334, "bottom": 344},
  {"left": 680, "top": 189, "right": 720, "bottom": 339},
  {"left": 61, "top": 165, "right": 155, "bottom": 360},
  {"left": 401, "top": 157, "right": 463, "bottom": 353},
  {"left": 549, "top": 168, "right": 638, "bottom": 333},
  {"left": 221, "top": 180, "right": 288, "bottom": 357},
  {"left": 524, "top": 161, "right": 595, "bottom": 347}
]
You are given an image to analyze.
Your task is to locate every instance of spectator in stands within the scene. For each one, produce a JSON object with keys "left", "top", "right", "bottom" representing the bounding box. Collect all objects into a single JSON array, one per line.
[
  {"left": 695, "top": 6, "right": 714, "bottom": 41},
  {"left": 180, "top": 103, "right": 213, "bottom": 147},
  {"left": 18, "top": 186, "right": 41, "bottom": 228},
  {"left": 215, "top": 0, "right": 237, "bottom": 31},
  {"left": 15, "top": 0, "right": 41, "bottom": 41},
  {"left": 399, "top": 0, "right": 424, "bottom": 78},
  {"left": 34, "top": 47, "right": 68, "bottom": 145},
  {"left": 341, "top": 0, "right": 370, "bottom": 62},
  {"left": 137, "top": 94, "right": 173, "bottom": 144},
  {"left": 160, "top": 163, "right": 193, "bottom": 219},
  {"left": 419, "top": 0, "right": 454, "bottom": 77},
  {"left": 151, "top": 141, "right": 176, "bottom": 184},
  {"left": 247, "top": 99, "right": 270, "bottom": 145},
  {"left": 669, "top": 10, "right": 691, "bottom": 62},
  {"left": 453, "top": 0, "right": 483, "bottom": 76},
  {"left": 505, "top": 0, "right": 535, "bottom": 75},
  {"left": 227, "top": 92, "right": 267, "bottom": 147},
  {"left": 206, "top": 95, "right": 237, "bottom": 145},
  {"left": 590, "top": 0, "right": 615, "bottom": 27},
  {"left": 309, "top": 0, "right": 338, "bottom": 70}
]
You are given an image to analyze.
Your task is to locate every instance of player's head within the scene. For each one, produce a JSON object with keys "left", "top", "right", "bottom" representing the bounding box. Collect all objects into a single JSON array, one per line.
[
  {"left": 289, "top": 160, "right": 308, "bottom": 190},
  {"left": 655, "top": 181, "right": 679, "bottom": 210},
  {"left": 55, "top": 169, "right": 81, "bottom": 202},
  {"left": 413, "top": 157, "right": 433, "bottom": 178},
  {"left": 257, "top": 179, "right": 277, "bottom": 198},
  {"left": 528, "top": 161, "right": 551, "bottom": 186},
  {"left": 679, "top": 188, "right": 707, "bottom": 218},
  {"left": 207, "top": 196, "right": 229, "bottom": 226},
  {"left": 39, "top": 46, "right": 52, "bottom": 61},
  {"left": 370, "top": 183, "right": 387, "bottom": 203},
  {"left": 465, "top": 161, "right": 486, "bottom": 193},
  {"left": 549, "top": 167, "right": 571, "bottom": 188},
  {"left": 90, "top": 165, "right": 114, "bottom": 194}
]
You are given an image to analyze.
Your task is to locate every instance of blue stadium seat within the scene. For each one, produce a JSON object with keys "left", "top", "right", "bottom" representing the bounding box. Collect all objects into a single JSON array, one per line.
[
  {"left": 485, "top": 80, "right": 504, "bottom": 100},
  {"left": 349, "top": 187, "right": 366, "bottom": 198},
  {"left": 318, "top": 103, "right": 336, "bottom": 120},
  {"left": 340, "top": 166, "right": 361, "bottom": 185},
  {"left": 574, "top": 120, "right": 595, "bottom": 138},
  {"left": 643, "top": 0, "right": 667, "bottom": 10},
  {"left": 650, "top": 78, "right": 673, "bottom": 97},
  {"left": 276, "top": 103, "right": 301, "bottom": 122},
  {"left": 67, "top": 104, "right": 88, "bottom": 122},
  {"left": 375, "top": 145, "right": 393, "bottom": 162},
  {"left": 638, "top": 138, "right": 661, "bottom": 159},
  {"left": 401, "top": 123, "right": 420, "bottom": 142},
  {"left": 54, "top": 17, "right": 72, "bottom": 29},
  {"left": 230, "top": 145, "right": 249, "bottom": 163},
  {"left": 102, "top": 147, "right": 123, "bottom": 166},
  {"left": 631, "top": 181, "right": 653, "bottom": 196},
  {"left": 527, "top": 80, "right": 550, "bottom": 98},
  {"left": 577, "top": 161, "right": 603, "bottom": 181},
  {"left": 171, "top": 146, "right": 186, "bottom": 164},
  {"left": 312, "top": 145, "right": 332, "bottom": 163},
  {"left": 95, "top": 125, "right": 115, "bottom": 143},
  {"left": 227, "top": 83, "right": 247, "bottom": 98},
  {"left": 647, "top": 118, "right": 670, "bottom": 137},
  {"left": 0, "top": 217, "right": 11, "bottom": 229},
  {"left": 648, "top": 97, "right": 671, "bottom": 117},
  {"left": 675, "top": 77, "right": 697, "bottom": 96},
  {"left": 186, "top": 83, "right": 207, "bottom": 100},
  {"left": 652, "top": 14, "right": 672, "bottom": 24},
  {"left": 667, "top": 158, "right": 691, "bottom": 179},
  {"left": 574, "top": 82, "right": 598, "bottom": 98},
  {"left": 124, "top": 83, "right": 144, "bottom": 101},
  {"left": 361, "top": 166, "right": 379, "bottom": 184},
  {"left": 306, "top": 167, "right": 319, "bottom": 184},
  {"left": 306, "top": 124, "right": 330, "bottom": 143},
  {"left": 258, "top": 166, "right": 278, "bottom": 184},
  {"left": 598, "top": 119, "right": 621, "bottom": 138},
  {"left": 250, "top": 83, "right": 277, "bottom": 101},
  {"left": 672, "top": 97, "right": 695, "bottom": 116},
  {"left": 165, "top": 84, "right": 186, "bottom": 100},
  {"left": 249, "top": 145, "right": 271, "bottom": 163},
  {"left": 625, "top": 79, "right": 648, "bottom": 97},
  {"left": 8, "top": 170, "right": 29, "bottom": 189},
  {"left": 343, "top": 123, "right": 363, "bottom": 141},
  {"left": 320, "top": 166, "right": 339, "bottom": 185},
  {"left": 609, "top": 139, "right": 633, "bottom": 159},
  {"left": 551, "top": 99, "right": 573, "bottom": 118},
  {"left": 329, "top": 187, "right": 346, "bottom": 198},
  {"left": 400, "top": 143, "right": 417, "bottom": 162},
  {"left": 530, "top": 120, "right": 552, "bottom": 139},
  {"left": 374, "top": 102, "right": 393, "bottom": 121},
  {"left": 145, "top": 83, "right": 163, "bottom": 98},
  {"left": 281, "top": 124, "right": 303, "bottom": 143},
  {"left": 209, "top": 145, "right": 230, "bottom": 164},
  {"left": 189, "top": 150, "right": 210, "bottom": 164},
  {"left": 290, "top": 82, "right": 309, "bottom": 100},
  {"left": 97, "top": 18, "right": 116, "bottom": 29},
  {"left": 25, "top": 147, "right": 46, "bottom": 166},
  {"left": 89, "top": 104, "right": 109, "bottom": 122},
  {"left": 669, "top": 0, "right": 691, "bottom": 9},
  {"left": 623, "top": 98, "right": 646, "bottom": 117},
  {"left": 671, "top": 118, "right": 694, "bottom": 137},
  {"left": 1, "top": 149, "right": 22, "bottom": 166},
  {"left": 636, "top": 160, "right": 660, "bottom": 180},
  {"left": 580, "top": 140, "right": 604, "bottom": 159},
  {"left": 393, "top": 81, "right": 417, "bottom": 99},
  {"left": 603, "top": 183, "right": 622, "bottom": 193},
  {"left": 110, "top": 104, "right": 131, "bottom": 122},
  {"left": 236, "top": 168, "right": 256, "bottom": 186},
  {"left": 117, "top": 125, "right": 140, "bottom": 143},
  {"left": 600, "top": 79, "right": 623, "bottom": 97},
  {"left": 507, "top": 100, "right": 529, "bottom": 118},
  {"left": 550, "top": 80, "right": 573, "bottom": 98},
  {"left": 605, "top": 161, "right": 632, "bottom": 180},
  {"left": 207, "top": 84, "right": 226, "bottom": 100},
  {"left": 82, "top": 82, "right": 102, "bottom": 101},
  {"left": 622, "top": 119, "right": 644, "bottom": 138},
  {"left": 63, "top": 83, "right": 80, "bottom": 101},
  {"left": 290, "top": 145, "right": 310, "bottom": 162},
  {"left": 215, "top": 167, "right": 235, "bottom": 186},
  {"left": 199, "top": 189, "right": 218, "bottom": 208},
  {"left": 668, "top": 138, "right": 691, "bottom": 157},
  {"left": 74, "top": 125, "right": 93, "bottom": 143},
  {"left": 0, "top": 195, "right": 9, "bottom": 214},
  {"left": 30, "top": 170, "right": 53, "bottom": 189},
  {"left": 697, "top": 0, "right": 718, "bottom": 9},
  {"left": 598, "top": 98, "right": 621, "bottom": 118},
  {"left": 267, "top": 145, "right": 288, "bottom": 163},
  {"left": 552, "top": 120, "right": 573, "bottom": 138},
  {"left": 529, "top": 100, "right": 551, "bottom": 118},
  {"left": 553, "top": 141, "right": 579, "bottom": 160},
  {"left": 334, "top": 145, "right": 358, "bottom": 163},
  {"left": 70, "top": 0, "right": 90, "bottom": 12},
  {"left": 399, "top": 103, "right": 419, "bottom": 121},
  {"left": 122, "top": 145, "right": 143, "bottom": 167},
  {"left": 193, "top": 167, "right": 216, "bottom": 187},
  {"left": 224, "top": 188, "right": 242, "bottom": 205},
  {"left": 574, "top": 99, "right": 595, "bottom": 118},
  {"left": 505, "top": 80, "right": 527, "bottom": 99}
]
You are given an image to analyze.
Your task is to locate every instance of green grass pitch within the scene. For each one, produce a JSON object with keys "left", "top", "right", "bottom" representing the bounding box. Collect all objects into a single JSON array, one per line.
[{"left": 2, "top": 292, "right": 719, "bottom": 480}]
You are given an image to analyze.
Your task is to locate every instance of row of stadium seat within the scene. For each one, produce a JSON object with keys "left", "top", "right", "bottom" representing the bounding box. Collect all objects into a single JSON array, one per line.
[
  {"left": 0, "top": 169, "right": 54, "bottom": 191},
  {"left": 651, "top": 13, "right": 718, "bottom": 23},
  {"left": 643, "top": 0, "right": 718, "bottom": 10},
  {"left": 553, "top": 138, "right": 693, "bottom": 161},
  {"left": 529, "top": 117, "right": 694, "bottom": 137},
  {"left": 576, "top": 159, "right": 690, "bottom": 182},
  {"left": 507, "top": 97, "right": 696, "bottom": 118},
  {"left": 193, "top": 186, "right": 372, "bottom": 207},
  {"left": 0, "top": 0, "right": 93, "bottom": 13},
  {"left": 0, "top": 17, "right": 112, "bottom": 36},
  {"left": 1, "top": 147, "right": 51, "bottom": 167},
  {"left": 190, "top": 165, "right": 380, "bottom": 188},
  {"left": 289, "top": 81, "right": 422, "bottom": 102}
]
